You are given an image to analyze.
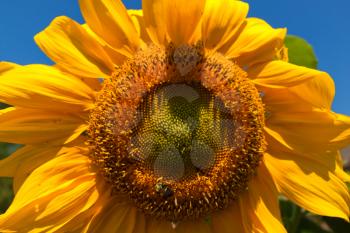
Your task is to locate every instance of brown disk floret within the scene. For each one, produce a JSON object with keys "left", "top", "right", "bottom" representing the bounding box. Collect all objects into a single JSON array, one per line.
[{"left": 88, "top": 43, "right": 266, "bottom": 222}]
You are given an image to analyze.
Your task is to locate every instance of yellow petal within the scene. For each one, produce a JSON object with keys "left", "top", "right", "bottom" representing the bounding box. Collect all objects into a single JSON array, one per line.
[
  {"left": 250, "top": 61, "right": 331, "bottom": 88},
  {"left": 0, "top": 145, "right": 58, "bottom": 179},
  {"left": 239, "top": 163, "right": 287, "bottom": 233},
  {"left": 82, "top": 24, "right": 129, "bottom": 65},
  {"left": 225, "top": 18, "right": 286, "bottom": 67},
  {"left": 143, "top": 0, "right": 204, "bottom": 45},
  {"left": 86, "top": 196, "right": 138, "bottom": 233},
  {"left": 128, "top": 10, "right": 151, "bottom": 44},
  {"left": 52, "top": 64, "right": 103, "bottom": 92},
  {"left": 265, "top": 109, "right": 350, "bottom": 153},
  {"left": 259, "top": 85, "right": 312, "bottom": 113},
  {"left": 142, "top": 0, "right": 168, "bottom": 45},
  {"left": 131, "top": 211, "right": 146, "bottom": 233},
  {"left": 0, "top": 146, "right": 35, "bottom": 177},
  {"left": 79, "top": 0, "right": 141, "bottom": 56},
  {"left": 0, "top": 107, "right": 86, "bottom": 145},
  {"left": 202, "top": 0, "right": 248, "bottom": 52},
  {"left": 266, "top": 131, "right": 343, "bottom": 184},
  {"left": 145, "top": 218, "right": 175, "bottom": 233},
  {"left": 49, "top": 176, "right": 110, "bottom": 233},
  {"left": 330, "top": 114, "right": 350, "bottom": 146},
  {"left": 262, "top": 83, "right": 348, "bottom": 153},
  {"left": 267, "top": 131, "right": 345, "bottom": 185},
  {"left": 0, "top": 140, "right": 87, "bottom": 194},
  {"left": 0, "top": 62, "right": 19, "bottom": 74},
  {"left": 0, "top": 149, "right": 101, "bottom": 232},
  {"left": 337, "top": 165, "right": 350, "bottom": 183},
  {"left": 176, "top": 220, "right": 213, "bottom": 233},
  {"left": 0, "top": 65, "right": 94, "bottom": 111},
  {"left": 165, "top": 0, "right": 205, "bottom": 45},
  {"left": 80, "top": 77, "right": 102, "bottom": 92},
  {"left": 267, "top": 127, "right": 350, "bottom": 196},
  {"left": 35, "top": 16, "right": 115, "bottom": 79},
  {"left": 337, "top": 150, "right": 350, "bottom": 182},
  {"left": 258, "top": 67, "right": 335, "bottom": 110},
  {"left": 12, "top": 152, "right": 58, "bottom": 194},
  {"left": 290, "top": 74, "right": 335, "bottom": 110},
  {"left": 212, "top": 202, "right": 245, "bottom": 233},
  {"left": 265, "top": 152, "right": 350, "bottom": 220}
]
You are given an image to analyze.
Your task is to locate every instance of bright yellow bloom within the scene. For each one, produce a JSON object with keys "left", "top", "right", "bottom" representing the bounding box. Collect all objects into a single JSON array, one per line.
[{"left": 1, "top": 0, "right": 350, "bottom": 232}]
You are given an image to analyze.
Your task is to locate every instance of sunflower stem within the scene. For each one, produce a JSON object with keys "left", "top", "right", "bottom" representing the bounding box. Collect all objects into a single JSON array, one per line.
[{"left": 288, "top": 205, "right": 304, "bottom": 233}]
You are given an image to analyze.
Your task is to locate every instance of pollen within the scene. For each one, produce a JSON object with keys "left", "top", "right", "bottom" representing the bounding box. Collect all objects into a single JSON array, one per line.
[{"left": 88, "top": 43, "right": 266, "bottom": 222}]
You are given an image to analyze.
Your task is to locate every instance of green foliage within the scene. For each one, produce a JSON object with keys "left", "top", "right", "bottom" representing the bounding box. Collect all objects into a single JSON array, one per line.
[
  {"left": 0, "top": 177, "right": 13, "bottom": 214},
  {"left": 284, "top": 35, "right": 318, "bottom": 69},
  {"left": 0, "top": 103, "right": 15, "bottom": 214},
  {"left": 322, "top": 217, "right": 350, "bottom": 233},
  {"left": 0, "top": 103, "right": 9, "bottom": 109},
  {"left": 0, "top": 142, "right": 15, "bottom": 214},
  {"left": 280, "top": 197, "right": 304, "bottom": 233},
  {"left": 280, "top": 197, "right": 350, "bottom": 233}
]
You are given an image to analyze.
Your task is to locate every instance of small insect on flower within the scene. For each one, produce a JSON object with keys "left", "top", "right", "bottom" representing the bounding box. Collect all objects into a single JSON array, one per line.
[{"left": 155, "top": 178, "right": 174, "bottom": 199}]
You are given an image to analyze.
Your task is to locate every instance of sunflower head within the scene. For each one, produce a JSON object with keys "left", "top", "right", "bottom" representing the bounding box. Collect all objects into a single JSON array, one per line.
[
  {"left": 88, "top": 43, "right": 266, "bottom": 221},
  {"left": 1, "top": 0, "right": 349, "bottom": 232}
]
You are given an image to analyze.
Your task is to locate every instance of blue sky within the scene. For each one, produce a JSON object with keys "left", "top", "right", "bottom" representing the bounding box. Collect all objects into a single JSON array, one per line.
[{"left": 0, "top": 0, "right": 349, "bottom": 115}]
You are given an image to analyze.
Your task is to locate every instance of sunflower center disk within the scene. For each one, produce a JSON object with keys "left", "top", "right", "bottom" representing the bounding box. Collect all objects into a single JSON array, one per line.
[
  {"left": 88, "top": 44, "right": 266, "bottom": 221},
  {"left": 130, "top": 84, "right": 234, "bottom": 181}
]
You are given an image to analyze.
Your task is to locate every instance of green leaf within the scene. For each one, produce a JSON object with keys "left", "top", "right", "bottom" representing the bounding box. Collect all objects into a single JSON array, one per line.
[
  {"left": 284, "top": 35, "right": 318, "bottom": 69},
  {"left": 0, "top": 103, "right": 15, "bottom": 213},
  {"left": 298, "top": 215, "right": 332, "bottom": 233},
  {"left": 0, "top": 103, "right": 9, "bottom": 109},
  {"left": 0, "top": 177, "right": 13, "bottom": 214},
  {"left": 0, "top": 143, "right": 20, "bottom": 159},
  {"left": 279, "top": 197, "right": 305, "bottom": 233},
  {"left": 0, "top": 142, "right": 15, "bottom": 214},
  {"left": 323, "top": 216, "right": 350, "bottom": 233}
]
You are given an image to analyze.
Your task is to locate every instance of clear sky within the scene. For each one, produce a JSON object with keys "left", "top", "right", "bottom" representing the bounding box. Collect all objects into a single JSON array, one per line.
[{"left": 0, "top": 0, "right": 349, "bottom": 115}]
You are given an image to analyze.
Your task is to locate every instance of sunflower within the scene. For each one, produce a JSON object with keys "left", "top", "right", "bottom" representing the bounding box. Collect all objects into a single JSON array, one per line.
[{"left": 1, "top": 0, "right": 350, "bottom": 232}]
